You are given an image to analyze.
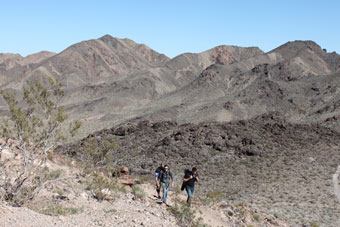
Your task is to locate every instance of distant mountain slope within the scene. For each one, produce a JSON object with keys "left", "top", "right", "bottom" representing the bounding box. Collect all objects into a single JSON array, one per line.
[
  {"left": 1, "top": 36, "right": 340, "bottom": 137},
  {"left": 0, "top": 51, "right": 55, "bottom": 69},
  {"left": 0, "top": 51, "right": 55, "bottom": 87},
  {"left": 127, "top": 41, "right": 340, "bottom": 129}
]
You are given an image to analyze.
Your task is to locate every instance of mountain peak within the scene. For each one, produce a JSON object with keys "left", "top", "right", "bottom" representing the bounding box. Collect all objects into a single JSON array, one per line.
[
  {"left": 269, "top": 40, "right": 322, "bottom": 57},
  {"left": 270, "top": 40, "right": 340, "bottom": 71}
]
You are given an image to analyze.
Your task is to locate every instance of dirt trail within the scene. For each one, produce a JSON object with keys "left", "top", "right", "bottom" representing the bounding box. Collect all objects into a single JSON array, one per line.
[
  {"left": 0, "top": 179, "right": 289, "bottom": 227},
  {"left": 142, "top": 183, "right": 229, "bottom": 227}
]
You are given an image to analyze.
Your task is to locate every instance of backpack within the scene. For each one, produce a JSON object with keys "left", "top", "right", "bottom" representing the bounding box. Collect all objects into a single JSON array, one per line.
[
  {"left": 155, "top": 166, "right": 164, "bottom": 179},
  {"left": 181, "top": 169, "right": 191, "bottom": 191}
]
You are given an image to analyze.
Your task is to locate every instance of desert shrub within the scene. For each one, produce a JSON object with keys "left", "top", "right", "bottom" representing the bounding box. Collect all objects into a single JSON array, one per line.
[
  {"left": 252, "top": 213, "right": 260, "bottom": 221},
  {"left": 85, "top": 173, "right": 118, "bottom": 201},
  {"left": 200, "top": 190, "right": 224, "bottom": 205},
  {"left": 169, "top": 187, "right": 206, "bottom": 227},
  {"left": 53, "top": 188, "right": 64, "bottom": 196},
  {"left": 104, "top": 209, "right": 118, "bottom": 214},
  {"left": 78, "top": 138, "right": 119, "bottom": 176},
  {"left": 0, "top": 78, "right": 81, "bottom": 206},
  {"left": 273, "top": 212, "right": 281, "bottom": 218},
  {"left": 310, "top": 221, "right": 320, "bottom": 227},
  {"left": 119, "top": 185, "right": 128, "bottom": 193},
  {"left": 131, "top": 185, "right": 147, "bottom": 199},
  {"left": 139, "top": 175, "right": 153, "bottom": 184},
  {"left": 44, "top": 169, "right": 64, "bottom": 181},
  {"left": 41, "top": 203, "right": 83, "bottom": 216}
]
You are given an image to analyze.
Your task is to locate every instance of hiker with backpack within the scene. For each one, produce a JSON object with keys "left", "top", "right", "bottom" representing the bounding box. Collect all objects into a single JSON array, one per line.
[
  {"left": 155, "top": 163, "right": 164, "bottom": 198},
  {"left": 183, "top": 167, "right": 199, "bottom": 205},
  {"left": 159, "top": 164, "right": 174, "bottom": 206}
]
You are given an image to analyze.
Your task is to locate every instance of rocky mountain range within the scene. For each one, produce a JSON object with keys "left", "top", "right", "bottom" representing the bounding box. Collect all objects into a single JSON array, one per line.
[
  {"left": 2, "top": 35, "right": 340, "bottom": 138},
  {"left": 1, "top": 35, "right": 340, "bottom": 226}
]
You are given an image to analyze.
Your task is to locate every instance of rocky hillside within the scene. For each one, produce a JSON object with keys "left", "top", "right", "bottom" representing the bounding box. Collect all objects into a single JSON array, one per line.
[
  {"left": 1, "top": 35, "right": 340, "bottom": 226},
  {"left": 62, "top": 113, "right": 340, "bottom": 226},
  {"left": 0, "top": 138, "right": 289, "bottom": 227}
]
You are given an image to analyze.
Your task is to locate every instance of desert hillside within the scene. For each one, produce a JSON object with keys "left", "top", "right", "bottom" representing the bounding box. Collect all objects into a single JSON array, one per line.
[{"left": 1, "top": 35, "right": 340, "bottom": 226}]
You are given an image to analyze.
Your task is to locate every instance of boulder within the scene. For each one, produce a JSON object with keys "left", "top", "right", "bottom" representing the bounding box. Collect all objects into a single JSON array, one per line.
[
  {"left": 119, "top": 175, "right": 134, "bottom": 186},
  {"left": 120, "top": 166, "right": 129, "bottom": 175}
]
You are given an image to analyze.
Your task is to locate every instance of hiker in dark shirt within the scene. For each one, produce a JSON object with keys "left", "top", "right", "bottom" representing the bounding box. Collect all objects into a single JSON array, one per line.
[
  {"left": 154, "top": 163, "right": 163, "bottom": 198},
  {"left": 183, "top": 167, "right": 199, "bottom": 205},
  {"left": 159, "top": 164, "right": 174, "bottom": 206}
]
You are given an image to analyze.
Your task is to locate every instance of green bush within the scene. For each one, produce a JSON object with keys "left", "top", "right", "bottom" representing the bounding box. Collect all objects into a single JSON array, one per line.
[
  {"left": 53, "top": 188, "right": 64, "bottom": 196},
  {"left": 131, "top": 185, "right": 147, "bottom": 199},
  {"left": 85, "top": 173, "right": 118, "bottom": 201},
  {"left": 79, "top": 138, "right": 119, "bottom": 176},
  {"left": 310, "top": 221, "right": 320, "bottom": 227},
  {"left": 45, "top": 169, "right": 63, "bottom": 181},
  {"left": 0, "top": 78, "right": 81, "bottom": 206},
  {"left": 41, "top": 204, "right": 83, "bottom": 216},
  {"left": 252, "top": 213, "right": 260, "bottom": 221}
]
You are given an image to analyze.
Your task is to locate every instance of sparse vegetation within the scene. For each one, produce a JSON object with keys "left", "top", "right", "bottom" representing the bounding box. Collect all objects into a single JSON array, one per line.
[
  {"left": 0, "top": 78, "right": 81, "bottom": 206},
  {"left": 41, "top": 203, "right": 83, "bottom": 216},
  {"left": 78, "top": 138, "right": 119, "bottom": 176},
  {"left": 53, "top": 188, "right": 64, "bottom": 196},
  {"left": 252, "top": 213, "right": 260, "bottom": 221},
  {"left": 310, "top": 221, "right": 320, "bottom": 227},
  {"left": 85, "top": 173, "right": 118, "bottom": 201},
  {"left": 131, "top": 185, "right": 146, "bottom": 199},
  {"left": 169, "top": 187, "right": 206, "bottom": 227},
  {"left": 45, "top": 169, "right": 64, "bottom": 181}
]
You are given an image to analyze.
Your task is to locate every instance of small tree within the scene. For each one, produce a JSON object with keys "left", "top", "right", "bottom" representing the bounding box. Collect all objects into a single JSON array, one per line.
[{"left": 0, "top": 78, "right": 81, "bottom": 206}]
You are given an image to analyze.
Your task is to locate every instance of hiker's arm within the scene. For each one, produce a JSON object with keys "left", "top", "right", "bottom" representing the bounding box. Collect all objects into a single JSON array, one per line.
[
  {"left": 183, "top": 175, "right": 193, "bottom": 182},
  {"left": 195, "top": 175, "right": 199, "bottom": 182}
]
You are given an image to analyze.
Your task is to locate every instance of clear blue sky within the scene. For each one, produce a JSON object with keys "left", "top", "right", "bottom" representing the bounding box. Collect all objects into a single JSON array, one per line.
[{"left": 1, "top": 0, "right": 339, "bottom": 58}]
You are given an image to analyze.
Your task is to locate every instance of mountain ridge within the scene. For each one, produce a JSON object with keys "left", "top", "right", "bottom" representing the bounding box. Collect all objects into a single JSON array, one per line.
[{"left": 1, "top": 36, "right": 340, "bottom": 139}]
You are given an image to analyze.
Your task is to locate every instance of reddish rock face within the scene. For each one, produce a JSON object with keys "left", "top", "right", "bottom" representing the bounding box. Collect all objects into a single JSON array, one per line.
[
  {"left": 120, "top": 166, "right": 129, "bottom": 175},
  {"left": 209, "top": 46, "right": 237, "bottom": 65},
  {"left": 119, "top": 175, "right": 134, "bottom": 186},
  {"left": 118, "top": 166, "right": 134, "bottom": 185}
]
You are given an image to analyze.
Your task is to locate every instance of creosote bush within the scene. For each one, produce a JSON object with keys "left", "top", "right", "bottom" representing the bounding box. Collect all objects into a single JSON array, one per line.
[
  {"left": 79, "top": 138, "right": 119, "bottom": 176},
  {"left": 85, "top": 173, "right": 118, "bottom": 201},
  {"left": 41, "top": 203, "right": 83, "bottom": 216},
  {"left": 131, "top": 185, "right": 147, "bottom": 199},
  {"left": 0, "top": 78, "right": 81, "bottom": 206}
]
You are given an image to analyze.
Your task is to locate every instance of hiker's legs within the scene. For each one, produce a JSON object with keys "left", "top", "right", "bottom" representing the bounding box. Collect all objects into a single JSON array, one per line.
[
  {"left": 156, "top": 180, "right": 161, "bottom": 198},
  {"left": 185, "top": 185, "right": 195, "bottom": 204},
  {"left": 162, "top": 182, "right": 169, "bottom": 204}
]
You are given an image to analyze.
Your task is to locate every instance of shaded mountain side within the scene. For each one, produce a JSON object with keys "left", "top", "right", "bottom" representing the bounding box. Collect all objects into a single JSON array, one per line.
[
  {"left": 60, "top": 113, "right": 340, "bottom": 226},
  {"left": 121, "top": 61, "right": 340, "bottom": 132}
]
